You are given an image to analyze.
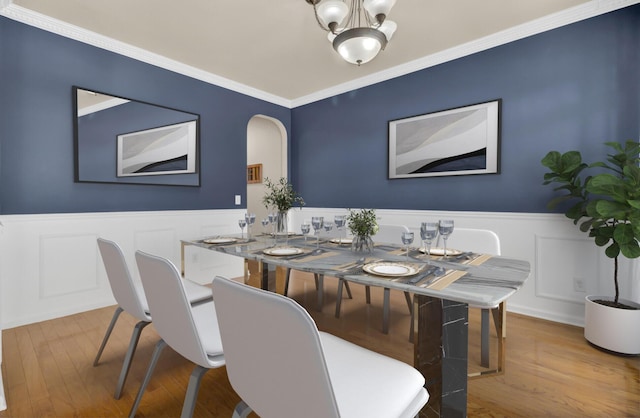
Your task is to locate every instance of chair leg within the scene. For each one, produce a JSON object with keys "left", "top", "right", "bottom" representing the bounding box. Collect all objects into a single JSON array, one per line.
[
  {"left": 114, "top": 320, "right": 151, "bottom": 399},
  {"left": 403, "top": 291, "right": 412, "bottom": 313},
  {"left": 382, "top": 288, "right": 390, "bottom": 334},
  {"left": 128, "top": 339, "right": 167, "bottom": 418},
  {"left": 232, "top": 400, "right": 252, "bottom": 418},
  {"left": 335, "top": 279, "right": 344, "bottom": 318},
  {"left": 93, "top": 306, "right": 123, "bottom": 366},
  {"left": 180, "top": 365, "right": 210, "bottom": 418},
  {"left": 316, "top": 274, "right": 324, "bottom": 311},
  {"left": 344, "top": 281, "right": 353, "bottom": 299},
  {"left": 284, "top": 268, "right": 291, "bottom": 296}
]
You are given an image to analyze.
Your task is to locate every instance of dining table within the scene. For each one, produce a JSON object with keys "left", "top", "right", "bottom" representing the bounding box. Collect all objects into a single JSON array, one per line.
[{"left": 181, "top": 233, "right": 531, "bottom": 418}]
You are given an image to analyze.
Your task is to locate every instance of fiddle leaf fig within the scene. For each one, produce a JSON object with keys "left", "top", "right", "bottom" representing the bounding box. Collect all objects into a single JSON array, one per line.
[{"left": 541, "top": 140, "right": 640, "bottom": 305}]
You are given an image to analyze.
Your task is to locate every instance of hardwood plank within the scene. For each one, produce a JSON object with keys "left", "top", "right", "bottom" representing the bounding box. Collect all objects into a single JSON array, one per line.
[{"left": 0, "top": 270, "right": 637, "bottom": 417}]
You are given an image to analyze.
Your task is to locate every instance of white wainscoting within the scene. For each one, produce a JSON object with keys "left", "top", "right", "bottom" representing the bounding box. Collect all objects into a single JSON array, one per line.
[
  {"left": 0, "top": 210, "right": 246, "bottom": 329},
  {"left": 0, "top": 208, "right": 638, "bottom": 330}
]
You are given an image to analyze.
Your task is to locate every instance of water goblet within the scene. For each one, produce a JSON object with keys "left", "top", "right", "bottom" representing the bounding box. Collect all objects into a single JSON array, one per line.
[
  {"left": 301, "top": 223, "right": 311, "bottom": 242},
  {"left": 334, "top": 215, "right": 346, "bottom": 244},
  {"left": 261, "top": 218, "right": 270, "bottom": 234},
  {"left": 438, "top": 220, "right": 455, "bottom": 258},
  {"left": 311, "top": 216, "right": 324, "bottom": 249},
  {"left": 323, "top": 221, "right": 334, "bottom": 239},
  {"left": 238, "top": 219, "right": 247, "bottom": 240},
  {"left": 401, "top": 231, "right": 414, "bottom": 260},
  {"left": 245, "top": 212, "right": 256, "bottom": 239},
  {"left": 420, "top": 222, "right": 439, "bottom": 258},
  {"left": 268, "top": 212, "right": 277, "bottom": 236}
]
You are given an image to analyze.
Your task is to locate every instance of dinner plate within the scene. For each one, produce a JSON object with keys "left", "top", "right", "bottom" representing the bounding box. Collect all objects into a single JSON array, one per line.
[
  {"left": 419, "top": 247, "right": 463, "bottom": 256},
  {"left": 330, "top": 238, "right": 353, "bottom": 244},
  {"left": 203, "top": 237, "right": 237, "bottom": 245},
  {"left": 363, "top": 262, "right": 418, "bottom": 277},
  {"left": 263, "top": 247, "right": 304, "bottom": 256}
]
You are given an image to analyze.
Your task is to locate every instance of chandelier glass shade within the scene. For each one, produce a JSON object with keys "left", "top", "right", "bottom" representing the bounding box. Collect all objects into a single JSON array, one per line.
[{"left": 307, "top": 0, "right": 397, "bottom": 66}]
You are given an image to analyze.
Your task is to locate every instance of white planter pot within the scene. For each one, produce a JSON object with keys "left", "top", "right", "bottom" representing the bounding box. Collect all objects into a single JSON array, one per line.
[{"left": 584, "top": 296, "right": 640, "bottom": 355}]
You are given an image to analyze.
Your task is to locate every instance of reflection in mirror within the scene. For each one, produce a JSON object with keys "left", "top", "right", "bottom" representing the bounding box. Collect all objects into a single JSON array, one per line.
[{"left": 74, "top": 87, "right": 200, "bottom": 186}]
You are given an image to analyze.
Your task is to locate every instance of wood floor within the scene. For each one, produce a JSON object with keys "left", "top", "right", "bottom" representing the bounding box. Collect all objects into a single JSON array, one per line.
[{"left": 2, "top": 270, "right": 639, "bottom": 417}]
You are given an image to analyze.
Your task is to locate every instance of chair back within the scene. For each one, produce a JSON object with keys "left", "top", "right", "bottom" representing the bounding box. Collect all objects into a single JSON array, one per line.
[
  {"left": 97, "top": 238, "right": 149, "bottom": 321},
  {"left": 135, "top": 250, "right": 211, "bottom": 367},
  {"left": 375, "top": 224, "right": 410, "bottom": 245},
  {"left": 212, "top": 277, "right": 340, "bottom": 418},
  {"left": 442, "top": 228, "right": 501, "bottom": 255}
]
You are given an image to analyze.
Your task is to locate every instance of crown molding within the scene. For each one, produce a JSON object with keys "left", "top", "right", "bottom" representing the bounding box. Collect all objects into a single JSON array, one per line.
[
  {"left": 2, "top": 0, "right": 638, "bottom": 109},
  {"left": 291, "top": 0, "right": 640, "bottom": 107},
  {"left": 0, "top": 3, "right": 293, "bottom": 108}
]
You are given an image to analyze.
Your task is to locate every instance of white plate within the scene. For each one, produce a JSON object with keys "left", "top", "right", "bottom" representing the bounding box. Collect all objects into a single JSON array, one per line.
[
  {"left": 330, "top": 238, "right": 352, "bottom": 244},
  {"left": 419, "top": 247, "right": 462, "bottom": 256},
  {"left": 363, "top": 262, "right": 418, "bottom": 277},
  {"left": 263, "top": 247, "right": 304, "bottom": 256},
  {"left": 203, "top": 238, "right": 237, "bottom": 245}
]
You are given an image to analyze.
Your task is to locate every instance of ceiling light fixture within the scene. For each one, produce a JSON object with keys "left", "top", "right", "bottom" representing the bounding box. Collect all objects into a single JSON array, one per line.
[{"left": 306, "top": 0, "right": 397, "bottom": 66}]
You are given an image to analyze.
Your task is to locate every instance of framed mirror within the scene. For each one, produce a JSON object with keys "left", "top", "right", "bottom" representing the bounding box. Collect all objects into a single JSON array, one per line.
[{"left": 73, "top": 86, "right": 201, "bottom": 186}]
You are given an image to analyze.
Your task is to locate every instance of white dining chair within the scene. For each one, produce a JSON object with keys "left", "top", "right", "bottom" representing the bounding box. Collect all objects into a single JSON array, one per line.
[
  {"left": 211, "top": 276, "right": 429, "bottom": 418},
  {"left": 94, "top": 238, "right": 213, "bottom": 399},
  {"left": 335, "top": 224, "right": 413, "bottom": 334},
  {"left": 437, "top": 228, "right": 504, "bottom": 374},
  {"left": 128, "top": 250, "right": 225, "bottom": 418}
]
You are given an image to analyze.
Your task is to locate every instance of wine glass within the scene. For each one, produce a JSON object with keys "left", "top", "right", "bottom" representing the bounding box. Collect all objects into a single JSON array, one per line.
[
  {"left": 311, "top": 216, "right": 324, "bottom": 249},
  {"left": 438, "top": 220, "right": 455, "bottom": 258},
  {"left": 261, "top": 218, "right": 270, "bottom": 234},
  {"left": 301, "top": 222, "right": 311, "bottom": 242},
  {"left": 238, "top": 219, "right": 247, "bottom": 240},
  {"left": 401, "top": 231, "right": 414, "bottom": 260},
  {"left": 420, "top": 222, "right": 439, "bottom": 258},
  {"left": 323, "top": 221, "right": 334, "bottom": 239},
  {"left": 268, "top": 212, "right": 277, "bottom": 236},
  {"left": 334, "top": 215, "right": 346, "bottom": 244},
  {"left": 245, "top": 212, "right": 256, "bottom": 239}
]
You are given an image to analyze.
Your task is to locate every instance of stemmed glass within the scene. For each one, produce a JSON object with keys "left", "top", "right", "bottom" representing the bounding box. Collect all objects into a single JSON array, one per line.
[
  {"left": 245, "top": 212, "right": 256, "bottom": 239},
  {"left": 438, "top": 220, "right": 455, "bottom": 258},
  {"left": 334, "top": 215, "right": 346, "bottom": 244},
  {"left": 268, "top": 212, "right": 277, "bottom": 236},
  {"left": 238, "top": 219, "right": 247, "bottom": 240},
  {"left": 401, "top": 231, "right": 414, "bottom": 260},
  {"left": 311, "top": 216, "right": 324, "bottom": 249},
  {"left": 261, "top": 218, "right": 270, "bottom": 234},
  {"left": 420, "top": 222, "right": 439, "bottom": 258},
  {"left": 323, "top": 221, "right": 334, "bottom": 239},
  {"left": 301, "top": 222, "right": 311, "bottom": 242}
]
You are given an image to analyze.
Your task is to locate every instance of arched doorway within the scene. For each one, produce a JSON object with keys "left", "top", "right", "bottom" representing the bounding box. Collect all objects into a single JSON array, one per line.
[{"left": 246, "top": 115, "right": 287, "bottom": 225}]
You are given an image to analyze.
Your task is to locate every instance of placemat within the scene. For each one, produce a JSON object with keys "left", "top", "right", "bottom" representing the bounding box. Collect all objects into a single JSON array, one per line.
[
  {"left": 426, "top": 270, "right": 468, "bottom": 290},
  {"left": 290, "top": 251, "right": 338, "bottom": 263}
]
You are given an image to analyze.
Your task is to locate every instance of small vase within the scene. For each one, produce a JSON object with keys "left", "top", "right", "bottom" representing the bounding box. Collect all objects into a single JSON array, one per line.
[
  {"left": 275, "top": 211, "right": 289, "bottom": 246},
  {"left": 351, "top": 235, "right": 373, "bottom": 252}
]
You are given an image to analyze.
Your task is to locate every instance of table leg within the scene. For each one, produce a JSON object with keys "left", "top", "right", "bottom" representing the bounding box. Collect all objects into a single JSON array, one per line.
[
  {"left": 414, "top": 295, "right": 468, "bottom": 418},
  {"left": 260, "top": 261, "right": 269, "bottom": 290},
  {"left": 316, "top": 274, "right": 324, "bottom": 311}
]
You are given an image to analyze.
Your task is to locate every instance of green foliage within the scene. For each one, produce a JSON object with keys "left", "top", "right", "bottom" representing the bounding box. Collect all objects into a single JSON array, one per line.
[
  {"left": 541, "top": 140, "right": 640, "bottom": 303},
  {"left": 262, "top": 177, "right": 305, "bottom": 212},
  {"left": 346, "top": 209, "right": 378, "bottom": 237}
]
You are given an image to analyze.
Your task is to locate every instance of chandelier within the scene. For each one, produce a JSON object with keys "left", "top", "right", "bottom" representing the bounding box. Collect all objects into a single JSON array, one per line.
[{"left": 306, "top": 0, "right": 397, "bottom": 66}]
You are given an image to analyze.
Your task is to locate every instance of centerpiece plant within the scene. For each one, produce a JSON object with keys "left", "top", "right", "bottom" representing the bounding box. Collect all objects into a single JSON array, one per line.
[
  {"left": 541, "top": 140, "right": 640, "bottom": 354},
  {"left": 347, "top": 208, "right": 378, "bottom": 252},
  {"left": 262, "top": 177, "right": 304, "bottom": 240}
]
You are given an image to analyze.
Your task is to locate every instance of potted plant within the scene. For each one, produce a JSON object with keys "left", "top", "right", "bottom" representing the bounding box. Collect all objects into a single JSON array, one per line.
[
  {"left": 541, "top": 140, "right": 640, "bottom": 355},
  {"left": 262, "top": 177, "right": 305, "bottom": 240},
  {"left": 347, "top": 208, "right": 378, "bottom": 252}
]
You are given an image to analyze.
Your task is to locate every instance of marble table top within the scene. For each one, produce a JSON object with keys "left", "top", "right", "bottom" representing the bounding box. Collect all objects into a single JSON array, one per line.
[{"left": 183, "top": 234, "right": 531, "bottom": 309}]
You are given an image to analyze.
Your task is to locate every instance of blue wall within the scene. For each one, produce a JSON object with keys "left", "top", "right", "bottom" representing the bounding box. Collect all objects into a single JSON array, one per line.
[
  {"left": 0, "top": 16, "right": 290, "bottom": 214},
  {"left": 1, "top": 6, "right": 639, "bottom": 215},
  {"left": 291, "top": 6, "right": 640, "bottom": 213}
]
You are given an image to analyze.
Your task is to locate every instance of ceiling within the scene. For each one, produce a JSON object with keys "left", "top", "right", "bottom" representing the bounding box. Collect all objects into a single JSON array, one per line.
[{"left": 3, "top": 0, "right": 631, "bottom": 105}]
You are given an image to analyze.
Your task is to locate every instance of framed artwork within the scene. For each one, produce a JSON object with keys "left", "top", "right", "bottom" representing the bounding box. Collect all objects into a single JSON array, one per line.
[
  {"left": 116, "top": 120, "right": 197, "bottom": 177},
  {"left": 388, "top": 99, "right": 501, "bottom": 179}
]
